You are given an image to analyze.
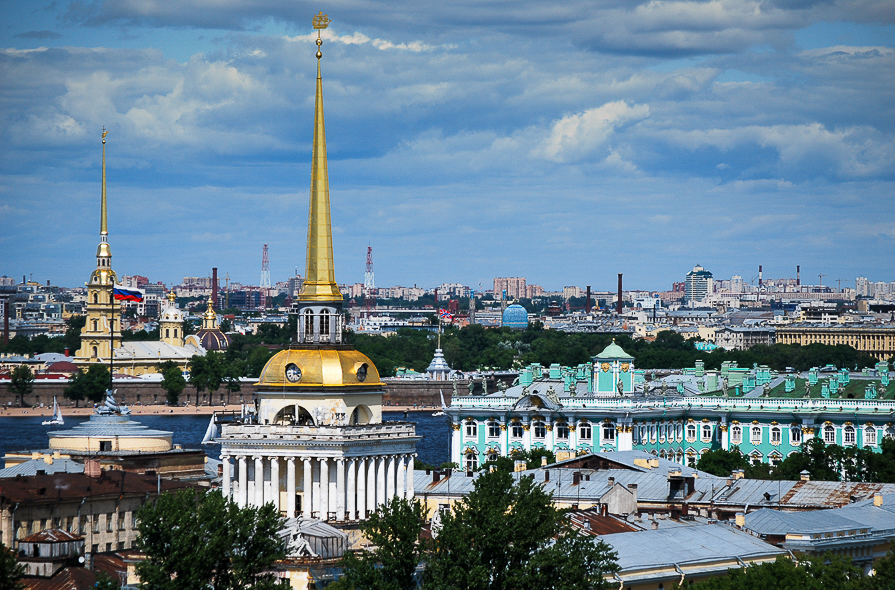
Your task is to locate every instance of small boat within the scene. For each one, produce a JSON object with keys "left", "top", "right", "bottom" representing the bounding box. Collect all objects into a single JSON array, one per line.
[
  {"left": 431, "top": 411, "right": 445, "bottom": 417},
  {"left": 42, "top": 397, "right": 64, "bottom": 426}
]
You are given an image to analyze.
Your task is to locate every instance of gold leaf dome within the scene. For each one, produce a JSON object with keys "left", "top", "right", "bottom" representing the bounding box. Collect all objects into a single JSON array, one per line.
[{"left": 258, "top": 348, "right": 382, "bottom": 388}]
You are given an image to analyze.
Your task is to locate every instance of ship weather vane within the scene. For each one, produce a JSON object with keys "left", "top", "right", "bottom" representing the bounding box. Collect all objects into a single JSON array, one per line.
[{"left": 312, "top": 12, "right": 331, "bottom": 58}]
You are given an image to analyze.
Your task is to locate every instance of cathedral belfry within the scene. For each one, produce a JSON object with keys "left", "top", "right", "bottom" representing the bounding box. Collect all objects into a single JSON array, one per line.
[
  {"left": 213, "top": 14, "right": 419, "bottom": 522},
  {"left": 75, "top": 130, "right": 121, "bottom": 364}
]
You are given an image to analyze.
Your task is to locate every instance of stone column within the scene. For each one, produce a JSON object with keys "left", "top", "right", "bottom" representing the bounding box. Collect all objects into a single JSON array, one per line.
[
  {"left": 302, "top": 457, "right": 312, "bottom": 519},
  {"left": 406, "top": 455, "right": 415, "bottom": 499},
  {"left": 286, "top": 458, "right": 296, "bottom": 517},
  {"left": 386, "top": 455, "right": 396, "bottom": 502},
  {"left": 221, "top": 455, "right": 231, "bottom": 500},
  {"left": 451, "top": 422, "right": 461, "bottom": 466},
  {"left": 523, "top": 421, "right": 532, "bottom": 452},
  {"left": 377, "top": 455, "right": 387, "bottom": 507},
  {"left": 499, "top": 422, "right": 508, "bottom": 458},
  {"left": 238, "top": 456, "right": 247, "bottom": 507},
  {"left": 336, "top": 458, "right": 346, "bottom": 521},
  {"left": 253, "top": 456, "right": 264, "bottom": 507},
  {"left": 367, "top": 456, "right": 377, "bottom": 512},
  {"left": 347, "top": 458, "right": 357, "bottom": 521},
  {"left": 396, "top": 455, "right": 406, "bottom": 500},
  {"left": 357, "top": 458, "right": 367, "bottom": 519},
  {"left": 269, "top": 456, "right": 280, "bottom": 512},
  {"left": 319, "top": 457, "right": 330, "bottom": 520}
]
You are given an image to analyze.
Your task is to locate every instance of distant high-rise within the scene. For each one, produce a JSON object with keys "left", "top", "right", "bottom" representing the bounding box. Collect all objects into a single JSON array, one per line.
[
  {"left": 685, "top": 265, "right": 713, "bottom": 303},
  {"left": 730, "top": 275, "right": 743, "bottom": 294},
  {"left": 493, "top": 277, "right": 526, "bottom": 300},
  {"left": 856, "top": 277, "right": 871, "bottom": 297}
]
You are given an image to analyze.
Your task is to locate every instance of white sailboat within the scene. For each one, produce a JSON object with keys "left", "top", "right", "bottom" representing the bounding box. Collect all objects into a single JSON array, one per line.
[{"left": 42, "top": 397, "right": 64, "bottom": 426}]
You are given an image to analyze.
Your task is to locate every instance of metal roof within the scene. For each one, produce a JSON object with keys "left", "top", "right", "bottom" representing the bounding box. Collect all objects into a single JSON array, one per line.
[
  {"left": 48, "top": 413, "right": 172, "bottom": 439},
  {"left": 745, "top": 508, "right": 865, "bottom": 535},
  {"left": 602, "top": 523, "right": 784, "bottom": 570},
  {"left": 0, "top": 458, "right": 84, "bottom": 478}
]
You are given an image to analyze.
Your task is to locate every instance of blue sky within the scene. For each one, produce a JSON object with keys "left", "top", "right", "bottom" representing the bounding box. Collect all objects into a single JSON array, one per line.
[{"left": 1, "top": 1, "right": 893, "bottom": 293}]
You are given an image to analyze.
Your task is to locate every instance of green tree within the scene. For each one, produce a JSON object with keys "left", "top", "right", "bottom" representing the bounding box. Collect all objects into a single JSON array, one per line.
[
  {"left": 135, "top": 489, "right": 286, "bottom": 590},
  {"left": 7, "top": 365, "right": 34, "bottom": 398},
  {"left": 93, "top": 571, "right": 121, "bottom": 589},
  {"left": 697, "top": 448, "right": 750, "bottom": 477},
  {"left": 679, "top": 553, "right": 864, "bottom": 589},
  {"left": 63, "top": 364, "right": 110, "bottom": 407},
  {"left": 158, "top": 361, "right": 186, "bottom": 405},
  {"left": 336, "top": 498, "right": 428, "bottom": 590},
  {"left": 423, "top": 469, "right": 619, "bottom": 590},
  {"left": 865, "top": 548, "right": 895, "bottom": 589},
  {"left": 0, "top": 541, "right": 25, "bottom": 590}
]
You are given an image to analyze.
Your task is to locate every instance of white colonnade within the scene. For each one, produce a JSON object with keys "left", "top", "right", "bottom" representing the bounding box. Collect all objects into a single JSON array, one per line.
[{"left": 220, "top": 453, "right": 416, "bottom": 521}]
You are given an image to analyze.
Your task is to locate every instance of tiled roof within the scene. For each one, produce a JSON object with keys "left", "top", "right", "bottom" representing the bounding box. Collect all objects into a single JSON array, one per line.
[
  {"left": 0, "top": 470, "right": 193, "bottom": 503},
  {"left": 20, "top": 529, "right": 82, "bottom": 543}
]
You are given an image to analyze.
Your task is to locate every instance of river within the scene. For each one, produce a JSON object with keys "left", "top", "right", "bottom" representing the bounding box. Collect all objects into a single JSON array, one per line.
[{"left": 0, "top": 411, "right": 452, "bottom": 469}]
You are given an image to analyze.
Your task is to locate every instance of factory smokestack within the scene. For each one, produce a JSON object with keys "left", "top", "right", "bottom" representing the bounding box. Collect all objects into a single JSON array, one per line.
[
  {"left": 586, "top": 286, "right": 591, "bottom": 314},
  {"left": 617, "top": 274, "right": 623, "bottom": 314},
  {"left": 212, "top": 267, "right": 218, "bottom": 310},
  {"left": 797, "top": 265, "right": 800, "bottom": 286},
  {"left": 758, "top": 265, "right": 763, "bottom": 287}
]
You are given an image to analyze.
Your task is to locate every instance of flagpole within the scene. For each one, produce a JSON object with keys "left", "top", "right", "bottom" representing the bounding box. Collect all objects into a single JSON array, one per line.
[
  {"left": 437, "top": 312, "right": 442, "bottom": 349},
  {"left": 109, "top": 284, "right": 115, "bottom": 392}
]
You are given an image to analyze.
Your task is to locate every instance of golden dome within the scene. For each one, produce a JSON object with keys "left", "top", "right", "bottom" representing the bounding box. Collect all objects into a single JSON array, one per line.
[{"left": 258, "top": 348, "right": 382, "bottom": 388}]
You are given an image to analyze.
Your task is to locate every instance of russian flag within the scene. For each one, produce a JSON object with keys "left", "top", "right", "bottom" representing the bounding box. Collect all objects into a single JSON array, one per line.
[{"left": 113, "top": 287, "right": 144, "bottom": 302}]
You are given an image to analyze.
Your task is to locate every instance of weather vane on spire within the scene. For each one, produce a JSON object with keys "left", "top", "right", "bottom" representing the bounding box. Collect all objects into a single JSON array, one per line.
[
  {"left": 102, "top": 126, "right": 108, "bottom": 143},
  {"left": 312, "top": 12, "right": 331, "bottom": 59}
]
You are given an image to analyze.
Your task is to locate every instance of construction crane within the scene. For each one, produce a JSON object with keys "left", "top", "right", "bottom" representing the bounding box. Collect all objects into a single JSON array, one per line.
[
  {"left": 835, "top": 278, "right": 845, "bottom": 293},
  {"left": 818, "top": 273, "right": 827, "bottom": 288}
]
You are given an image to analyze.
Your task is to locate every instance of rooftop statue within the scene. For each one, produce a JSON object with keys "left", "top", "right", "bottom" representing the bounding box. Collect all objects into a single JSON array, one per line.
[{"left": 721, "top": 376, "right": 729, "bottom": 397}]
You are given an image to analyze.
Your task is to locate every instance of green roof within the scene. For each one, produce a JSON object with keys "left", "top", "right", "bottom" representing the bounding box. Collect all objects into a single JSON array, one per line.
[{"left": 594, "top": 339, "right": 634, "bottom": 360}]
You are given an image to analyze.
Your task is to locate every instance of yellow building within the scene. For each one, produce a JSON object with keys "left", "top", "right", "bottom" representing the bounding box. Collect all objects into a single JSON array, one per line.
[{"left": 776, "top": 324, "right": 895, "bottom": 360}]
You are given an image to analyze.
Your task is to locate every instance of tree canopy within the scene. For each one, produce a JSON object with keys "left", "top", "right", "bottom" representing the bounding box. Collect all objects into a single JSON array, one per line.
[
  {"left": 63, "top": 363, "right": 109, "bottom": 407},
  {"left": 0, "top": 541, "right": 25, "bottom": 590},
  {"left": 135, "top": 489, "right": 286, "bottom": 590},
  {"left": 423, "top": 469, "right": 619, "bottom": 590},
  {"left": 7, "top": 365, "right": 34, "bottom": 397}
]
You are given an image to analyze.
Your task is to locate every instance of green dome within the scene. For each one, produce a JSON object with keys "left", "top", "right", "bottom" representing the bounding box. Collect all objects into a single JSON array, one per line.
[{"left": 594, "top": 339, "right": 634, "bottom": 360}]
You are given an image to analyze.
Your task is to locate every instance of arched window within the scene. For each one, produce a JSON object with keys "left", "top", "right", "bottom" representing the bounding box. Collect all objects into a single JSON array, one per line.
[
  {"left": 303, "top": 309, "right": 313, "bottom": 339},
  {"left": 556, "top": 422, "right": 569, "bottom": 440},
  {"left": 866, "top": 426, "right": 877, "bottom": 446},
  {"left": 676, "top": 423, "right": 683, "bottom": 441},
  {"left": 731, "top": 425, "right": 742, "bottom": 444},
  {"left": 843, "top": 425, "right": 856, "bottom": 445},
  {"left": 824, "top": 424, "right": 836, "bottom": 444},
  {"left": 92, "top": 346, "right": 98, "bottom": 357},
  {"left": 790, "top": 426, "right": 802, "bottom": 446},
  {"left": 93, "top": 292, "right": 98, "bottom": 304},
  {"left": 511, "top": 422, "right": 524, "bottom": 439},
  {"left": 533, "top": 421, "right": 546, "bottom": 439},
  {"left": 751, "top": 426, "right": 762, "bottom": 445},
  {"left": 771, "top": 426, "right": 781, "bottom": 444},
  {"left": 165, "top": 328, "right": 170, "bottom": 338},
  {"left": 702, "top": 424, "right": 712, "bottom": 442},
  {"left": 320, "top": 309, "right": 331, "bottom": 338},
  {"left": 602, "top": 423, "right": 615, "bottom": 442},
  {"left": 487, "top": 421, "right": 500, "bottom": 439},
  {"left": 658, "top": 425, "right": 666, "bottom": 442},
  {"left": 579, "top": 422, "right": 592, "bottom": 440},
  {"left": 465, "top": 419, "right": 477, "bottom": 438},
  {"left": 650, "top": 425, "right": 657, "bottom": 443},
  {"left": 686, "top": 424, "right": 697, "bottom": 442},
  {"left": 887, "top": 426, "right": 895, "bottom": 440},
  {"left": 486, "top": 451, "right": 498, "bottom": 463},
  {"left": 174, "top": 329, "right": 178, "bottom": 338},
  {"left": 465, "top": 453, "right": 478, "bottom": 472}
]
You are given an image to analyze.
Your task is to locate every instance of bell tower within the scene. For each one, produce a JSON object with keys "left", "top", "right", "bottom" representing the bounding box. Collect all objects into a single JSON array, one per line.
[{"left": 76, "top": 129, "right": 120, "bottom": 363}]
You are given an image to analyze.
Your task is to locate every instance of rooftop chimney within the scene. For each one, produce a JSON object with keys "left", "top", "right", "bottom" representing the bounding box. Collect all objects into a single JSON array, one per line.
[
  {"left": 758, "top": 265, "right": 763, "bottom": 287},
  {"left": 514, "top": 460, "right": 527, "bottom": 473},
  {"left": 586, "top": 286, "right": 591, "bottom": 314},
  {"left": 541, "top": 456, "right": 548, "bottom": 467},
  {"left": 735, "top": 512, "right": 745, "bottom": 527},
  {"left": 617, "top": 274, "right": 623, "bottom": 314},
  {"left": 797, "top": 265, "right": 801, "bottom": 286},
  {"left": 800, "top": 470, "right": 811, "bottom": 482},
  {"left": 651, "top": 520, "right": 659, "bottom": 530},
  {"left": 874, "top": 493, "right": 884, "bottom": 507}
]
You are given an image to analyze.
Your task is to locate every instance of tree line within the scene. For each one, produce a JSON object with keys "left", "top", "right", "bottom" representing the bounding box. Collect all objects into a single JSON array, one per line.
[{"left": 697, "top": 438, "right": 895, "bottom": 483}]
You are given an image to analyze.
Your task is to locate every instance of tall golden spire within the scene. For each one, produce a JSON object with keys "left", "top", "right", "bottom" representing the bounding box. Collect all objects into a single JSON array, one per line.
[
  {"left": 95, "top": 129, "right": 113, "bottom": 267},
  {"left": 299, "top": 13, "right": 341, "bottom": 303},
  {"left": 101, "top": 128, "right": 108, "bottom": 237}
]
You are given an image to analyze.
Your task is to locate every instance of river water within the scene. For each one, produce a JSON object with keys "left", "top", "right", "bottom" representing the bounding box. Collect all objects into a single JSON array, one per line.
[{"left": 0, "top": 411, "right": 452, "bottom": 468}]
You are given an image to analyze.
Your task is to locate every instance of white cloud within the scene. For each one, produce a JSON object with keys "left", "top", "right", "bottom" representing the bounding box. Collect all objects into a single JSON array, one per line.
[{"left": 532, "top": 101, "right": 650, "bottom": 163}]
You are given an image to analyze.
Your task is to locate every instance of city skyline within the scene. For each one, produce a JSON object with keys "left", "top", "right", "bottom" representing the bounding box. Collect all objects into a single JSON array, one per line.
[{"left": 2, "top": 2, "right": 893, "bottom": 291}]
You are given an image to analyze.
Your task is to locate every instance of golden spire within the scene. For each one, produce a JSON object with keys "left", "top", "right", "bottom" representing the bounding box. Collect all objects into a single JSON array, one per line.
[
  {"left": 299, "top": 13, "right": 341, "bottom": 303},
  {"left": 101, "top": 128, "right": 108, "bottom": 237}
]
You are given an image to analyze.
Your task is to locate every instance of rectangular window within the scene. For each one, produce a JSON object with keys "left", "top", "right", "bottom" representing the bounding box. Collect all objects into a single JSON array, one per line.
[
  {"left": 702, "top": 425, "right": 712, "bottom": 442},
  {"left": 534, "top": 423, "right": 546, "bottom": 439},
  {"left": 465, "top": 421, "right": 477, "bottom": 438},
  {"left": 487, "top": 423, "right": 500, "bottom": 438},
  {"left": 771, "top": 428, "right": 781, "bottom": 444},
  {"left": 866, "top": 428, "right": 877, "bottom": 446},
  {"left": 579, "top": 424, "right": 592, "bottom": 440},
  {"left": 731, "top": 426, "right": 742, "bottom": 444},
  {"left": 511, "top": 423, "right": 524, "bottom": 439},
  {"left": 686, "top": 425, "right": 696, "bottom": 442},
  {"left": 556, "top": 424, "right": 569, "bottom": 440},
  {"left": 602, "top": 425, "right": 615, "bottom": 441},
  {"left": 92, "top": 516, "right": 99, "bottom": 534},
  {"left": 106, "top": 514, "right": 114, "bottom": 533},
  {"left": 118, "top": 514, "right": 126, "bottom": 531},
  {"left": 791, "top": 428, "right": 802, "bottom": 445}
]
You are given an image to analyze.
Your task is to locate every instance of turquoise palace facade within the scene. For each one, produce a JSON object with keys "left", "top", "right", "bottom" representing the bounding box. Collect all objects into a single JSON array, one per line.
[{"left": 446, "top": 342, "right": 893, "bottom": 471}]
